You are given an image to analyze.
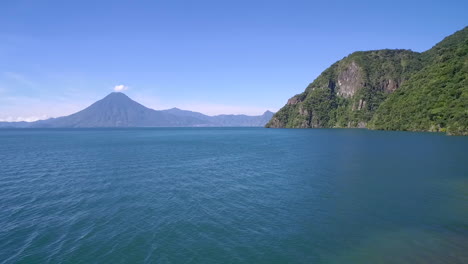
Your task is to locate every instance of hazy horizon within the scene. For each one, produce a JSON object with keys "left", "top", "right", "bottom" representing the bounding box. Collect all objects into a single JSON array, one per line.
[
  {"left": 0, "top": 91, "right": 276, "bottom": 123},
  {"left": 1, "top": 0, "right": 467, "bottom": 121}
]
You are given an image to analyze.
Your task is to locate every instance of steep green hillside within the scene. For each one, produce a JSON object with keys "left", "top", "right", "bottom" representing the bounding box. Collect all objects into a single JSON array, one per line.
[
  {"left": 267, "top": 49, "right": 423, "bottom": 128},
  {"left": 369, "top": 27, "right": 468, "bottom": 135},
  {"left": 267, "top": 27, "right": 467, "bottom": 135}
]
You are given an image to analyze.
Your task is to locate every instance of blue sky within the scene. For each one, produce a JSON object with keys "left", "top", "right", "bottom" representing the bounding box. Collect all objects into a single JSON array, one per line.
[{"left": 0, "top": 0, "right": 467, "bottom": 121}]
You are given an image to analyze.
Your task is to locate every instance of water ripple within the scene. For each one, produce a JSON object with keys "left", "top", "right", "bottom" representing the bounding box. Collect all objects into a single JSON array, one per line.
[{"left": 0, "top": 128, "right": 467, "bottom": 263}]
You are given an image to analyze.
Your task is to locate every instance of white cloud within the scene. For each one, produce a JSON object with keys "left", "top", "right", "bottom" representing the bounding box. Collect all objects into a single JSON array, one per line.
[
  {"left": 0, "top": 115, "right": 50, "bottom": 122},
  {"left": 0, "top": 95, "right": 92, "bottom": 122},
  {"left": 113, "top": 84, "right": 129, "bottom": 92}
]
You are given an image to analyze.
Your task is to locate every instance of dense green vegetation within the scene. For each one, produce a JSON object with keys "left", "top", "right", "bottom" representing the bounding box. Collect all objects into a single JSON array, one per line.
[
  {"left": 369, "top": 27, "right": 468, "bottom": 135},
  {"left": 267, "top": 27, "right": 467, "bottom": 135},
  {"left": 267, "top": 50, "right": 423, "bottom": 128}
]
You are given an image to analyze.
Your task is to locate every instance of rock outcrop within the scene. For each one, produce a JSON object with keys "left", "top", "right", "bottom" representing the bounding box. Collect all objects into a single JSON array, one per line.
[
  {"left": 266, "top": 49, "right": 422, "bottom": 129},
  {"left": 337, "top": 61, "right": 364, "bottom": 98},
  {"left": 266, "top": 26, "right": 468, "bottom": 135}
]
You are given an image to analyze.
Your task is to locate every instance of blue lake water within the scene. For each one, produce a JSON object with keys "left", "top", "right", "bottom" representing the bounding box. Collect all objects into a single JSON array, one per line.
[{"left": 0, "top": 128, "right": 467, "bottom": 263}]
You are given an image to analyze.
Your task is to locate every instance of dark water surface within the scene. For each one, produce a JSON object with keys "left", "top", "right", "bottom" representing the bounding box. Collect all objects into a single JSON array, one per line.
[{"left": 0, "top": 128, "right": 467, "bottom": 263}]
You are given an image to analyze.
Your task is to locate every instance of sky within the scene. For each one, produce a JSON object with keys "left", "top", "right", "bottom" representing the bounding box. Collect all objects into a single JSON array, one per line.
[{"left": 0, "top": 0, "right": 467, "bottom": 121}]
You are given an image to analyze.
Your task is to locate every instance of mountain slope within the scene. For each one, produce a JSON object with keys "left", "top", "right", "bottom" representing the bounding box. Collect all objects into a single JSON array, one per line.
[
  {"left": 0, "top": 121, "right": 30, "bottom": 128},
  {"left": 369, "top": 27, "right": 468, "bottom": 135},
  {"left": 267, "top": 49, "right": 423, "bottom": 128},
  {"left": 1, "top": 93, "right": 273, "bottom": 128},
  {"left": 210, "top": 111, "right": 274, "bottom": 127},
  {"left": 31, "top": 93, "right": 207, "bottom": 128},
  {"left": 160, "top": 108, "right": 275, "bottom": 127},
  {"left": 267, "top": 27, "right": 467, "bottom": 135}
]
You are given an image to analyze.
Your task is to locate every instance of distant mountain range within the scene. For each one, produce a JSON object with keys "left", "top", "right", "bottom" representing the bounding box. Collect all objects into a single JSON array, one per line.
[
  {"left": 0, "top": 93, "right": 274, "bottom": 128},
  {"left": 267, "top": 26, "right": 467, "bottom": 135}
]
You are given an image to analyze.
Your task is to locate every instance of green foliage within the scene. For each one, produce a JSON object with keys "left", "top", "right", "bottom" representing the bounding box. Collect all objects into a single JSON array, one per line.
[
  {"left": 267, "top": 49, "right": 423, "bottom": 128},
  {"left": 304, "top": 87, "right": 337, "bottom": 127},
  {"left": 370, "top": 27, "right": 468, "bottom": 135},
  {"left": 267, "top": 27, "right": 468, "bottom": 135}
]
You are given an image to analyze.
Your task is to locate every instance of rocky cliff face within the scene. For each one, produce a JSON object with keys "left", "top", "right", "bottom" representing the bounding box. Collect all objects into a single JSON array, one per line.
[
  {"left": 267, "top": 27, "right": 468, "bottom": 135},
  {"left": 267, "top": 49, "right": 422, "bottom": 129},
  {"left": 336, "top": 61, "right": 364, "bottom": 98}
]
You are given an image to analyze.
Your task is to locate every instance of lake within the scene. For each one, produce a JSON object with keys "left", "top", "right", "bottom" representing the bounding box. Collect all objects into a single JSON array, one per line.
[{"left": 0, "top": 128, "right": 467, "bottom": 263}]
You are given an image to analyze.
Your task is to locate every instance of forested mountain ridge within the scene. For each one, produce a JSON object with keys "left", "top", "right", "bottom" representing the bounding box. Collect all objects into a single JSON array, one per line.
[{"left": 267, "top": 27, "right": 467, "bottom": 135}]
